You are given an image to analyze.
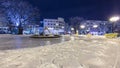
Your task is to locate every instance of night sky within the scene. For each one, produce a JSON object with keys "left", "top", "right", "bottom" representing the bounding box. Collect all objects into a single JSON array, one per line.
[{"left": 27, "top": 0, "right": 120, "bottom": 20}]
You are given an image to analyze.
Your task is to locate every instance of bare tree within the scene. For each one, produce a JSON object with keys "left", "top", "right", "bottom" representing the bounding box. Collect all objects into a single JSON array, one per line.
[
  {"left": 1, "top": 0, "right": 40, "bottom": 34},
  {"left": 69, "top": 17, "right": 84, "bottom": 33}
]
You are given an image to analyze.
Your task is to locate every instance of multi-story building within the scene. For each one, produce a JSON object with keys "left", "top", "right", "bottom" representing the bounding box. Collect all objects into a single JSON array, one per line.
[
  {"left": 43, "top": 19, "right": 59, "bottom": 30},
  {"left": 22, "top": 18, "right": 65, "bottom": 35},
  {"left": 43, "top": 17, "right": 65, "bottom": 35},
  {"left": 79, "top": 20, "right": 111, "bottom": 35},
  {"left": 114, "top": 21, "right": 120, "bottom": 33}
]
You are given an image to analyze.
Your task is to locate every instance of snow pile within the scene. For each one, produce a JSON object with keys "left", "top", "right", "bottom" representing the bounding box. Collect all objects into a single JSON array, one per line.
[{"left": 0, "top": 36, "right": 120, "bottom": 68}]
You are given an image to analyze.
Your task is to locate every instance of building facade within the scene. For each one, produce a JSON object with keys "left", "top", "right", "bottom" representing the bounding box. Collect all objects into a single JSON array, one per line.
[
  {"left": 43, "top": 17, "right": 65, "bottom": 35},
  {"left": 79, "top": 20, "right": 111, "bottom": 35},
  {"left": 114, "top": 21, "right": 120, "bottom": 33}
]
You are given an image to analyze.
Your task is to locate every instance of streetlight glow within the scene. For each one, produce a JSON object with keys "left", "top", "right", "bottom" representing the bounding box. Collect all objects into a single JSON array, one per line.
[
  {"left": 80, "top": 25, "right": 85, "bottom": 29},
  {"left": 93, "top": 25, "right": 98, "bottom": 28},
  {"left": 109, "top": 16, "right": 120, "bottom": 33},
  {"left": 109, "top": 16, "right": 120, "bottom": 22},
  {"left": 62, "top": 26, "right": 64, "bottom": 29},
  {"left": 71, "top": 28, "right": 74, "bottom": 31}
]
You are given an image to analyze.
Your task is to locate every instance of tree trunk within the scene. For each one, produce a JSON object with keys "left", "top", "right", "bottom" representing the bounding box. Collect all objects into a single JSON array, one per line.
[
  {"left": 18, "top": 27, "right": 23, "bottom": 34},
  {"left": 18, "top": 22, "right": 23, "bottom": 35},
  {"left": 73, "top": 27, "right": 77, "bottom": 34}
]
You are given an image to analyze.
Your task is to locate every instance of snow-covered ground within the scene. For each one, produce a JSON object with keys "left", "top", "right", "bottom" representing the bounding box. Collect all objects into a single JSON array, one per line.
[{"left": 0, "top": 35, "right": 120, "bottom": 68}]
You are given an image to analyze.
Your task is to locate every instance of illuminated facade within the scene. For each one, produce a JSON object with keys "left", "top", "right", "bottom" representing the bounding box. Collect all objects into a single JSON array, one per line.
[
  {"left": 79, "top": 20, "right": 111, "bottom": 35},
  {"left": 43, "top": 18, "right": 65, "bottom": 34}
]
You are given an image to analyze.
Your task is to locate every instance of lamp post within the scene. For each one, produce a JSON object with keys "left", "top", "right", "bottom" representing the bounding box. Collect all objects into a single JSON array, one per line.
[
  {"left": 80, "top": 25, "right": 85, "bottom": 34},
  {"left": 71, "top": 27, "right": 74, "bottom": 34},
  {"left": 109, "top": 16, "right": 120, "bottom": 33},
  {"left": 80, "top": 25, "right": 85, "bottom": 29},
  {"left": 93, "top": 24, "right": 98, "bottom": 35},
  {"left": 93, "top": 25, "right": 98, "bottom": 28}
]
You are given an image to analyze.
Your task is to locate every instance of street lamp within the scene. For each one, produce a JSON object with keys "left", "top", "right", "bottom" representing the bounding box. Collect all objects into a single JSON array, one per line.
[
  {"left": 62, "top": 26, "right": 64, "bottom": 29},
  {"left": 71, "top": 28, "right": 74, "bottom": 34},
  {"left": 80, "top": 25, "right": 85, "bottom": 34},
  {"left": 80, "top": 25, "right": 85, "bottom": 29},
  {"left": 71, "top": 28, "right": 74, "bottom": 30},
  {"left": 109, "top": 16, "right": 120, "bottom": 33},
  {"left": 93, "top": 25, "right": 98, "bottom": 28},
  {"left": 109, "top": 16, "right": 120, "bottom": 22}
]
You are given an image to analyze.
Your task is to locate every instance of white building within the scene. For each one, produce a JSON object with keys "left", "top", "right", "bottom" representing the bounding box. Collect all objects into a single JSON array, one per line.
[
  {"left": 80, "top": 20, "right": 111, "bottom": 35},
  {"left": 43, "top": 17, "right": 65, "bottom": 35}
]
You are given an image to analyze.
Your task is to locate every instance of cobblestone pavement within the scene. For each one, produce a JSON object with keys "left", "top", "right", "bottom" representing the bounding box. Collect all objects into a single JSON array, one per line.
[{"left": 0, "top": 35, "right": 120, "bottom": 68}]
